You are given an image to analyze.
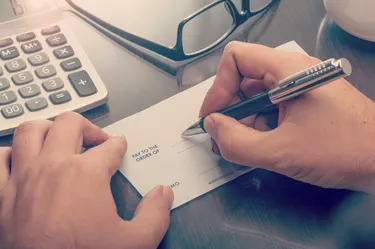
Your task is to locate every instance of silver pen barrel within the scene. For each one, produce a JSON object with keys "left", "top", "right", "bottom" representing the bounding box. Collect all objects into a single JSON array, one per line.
[{"left": 269, "top": 58, "right": 352, "bottom": 104}]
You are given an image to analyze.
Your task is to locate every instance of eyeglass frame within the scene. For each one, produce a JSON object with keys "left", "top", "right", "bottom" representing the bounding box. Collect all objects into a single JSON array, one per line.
[{"left": 66, "top": 0, "right": 276, "bottom": 62}]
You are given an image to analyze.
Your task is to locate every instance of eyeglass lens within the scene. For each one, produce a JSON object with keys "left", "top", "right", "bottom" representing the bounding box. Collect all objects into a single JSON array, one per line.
[
  {"left": 182, "top": 2, "right": 235, "bottom": 55},
  {"left": 181, "top": 0, "right": 273, "bottom": 55}
]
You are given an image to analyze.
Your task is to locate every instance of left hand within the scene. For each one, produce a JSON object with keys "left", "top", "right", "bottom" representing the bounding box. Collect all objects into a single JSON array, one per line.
[{"left": 0, "top": 112, "right": 173, "bottom": 249}]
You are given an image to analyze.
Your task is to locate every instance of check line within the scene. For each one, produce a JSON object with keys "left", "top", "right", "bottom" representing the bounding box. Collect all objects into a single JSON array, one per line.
[
  {"left": 171, "top": 139, "right": 188, "bottom": 148},
  {"left": 177, "top": 138, "right": 209, "bottom": 154},
  {"left": 199, "top": 166, "right": 219, "bottom": 176}
]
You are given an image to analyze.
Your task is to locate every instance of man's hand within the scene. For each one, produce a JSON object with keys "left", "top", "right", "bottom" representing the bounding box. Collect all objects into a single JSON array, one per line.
[
  {"left": 0, "top": 112, "right": 173, "bottom": 249},
  {"left": 200, "top": 41, "right": 375, "bottom": 194}
]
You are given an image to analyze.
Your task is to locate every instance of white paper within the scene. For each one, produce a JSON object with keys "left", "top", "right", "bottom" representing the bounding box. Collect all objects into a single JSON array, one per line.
[{"left": 104, "top": 41, "right": 308, "bottom": 209}]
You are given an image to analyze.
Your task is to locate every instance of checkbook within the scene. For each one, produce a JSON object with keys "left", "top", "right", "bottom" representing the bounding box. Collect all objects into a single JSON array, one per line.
[{"left": 104, "top": 41, "right": 308, "bottom": 209}]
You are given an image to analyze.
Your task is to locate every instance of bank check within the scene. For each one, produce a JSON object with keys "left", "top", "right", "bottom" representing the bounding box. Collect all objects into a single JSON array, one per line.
[{"left": 104, "top": 41, "right": 308, "bottom": 209}]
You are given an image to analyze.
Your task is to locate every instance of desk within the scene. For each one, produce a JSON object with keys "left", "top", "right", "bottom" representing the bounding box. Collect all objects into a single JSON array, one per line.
[{"left": 2, "top": 1, "right": 375, "bottom": 248}]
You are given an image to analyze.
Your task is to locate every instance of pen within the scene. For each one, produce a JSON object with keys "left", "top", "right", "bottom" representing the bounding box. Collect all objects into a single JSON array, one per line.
[{"left": 181, "top": 58, "right": 352, "bottom": 137}]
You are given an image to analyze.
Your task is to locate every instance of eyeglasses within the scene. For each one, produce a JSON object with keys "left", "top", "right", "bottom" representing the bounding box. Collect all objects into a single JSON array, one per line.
[{"left": 66, "top": 0, "right": 276, "bottom": 62}]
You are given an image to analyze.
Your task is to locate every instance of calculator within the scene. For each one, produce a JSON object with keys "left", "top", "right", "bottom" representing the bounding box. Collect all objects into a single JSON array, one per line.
[{"left": 0, "top": 22, "right": 108, "bottom": 136}]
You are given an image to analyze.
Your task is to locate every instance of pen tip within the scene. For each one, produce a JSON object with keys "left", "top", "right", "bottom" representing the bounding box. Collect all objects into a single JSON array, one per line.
[
  {"left": 181, "top": 127, "right": 205, "bottom": 137},
  {"left": 181, "top": 120, "right": 206, "bottom": 137},
  {"left": 181, "top": 128, "right": 193, "bottom": 137},
  {"left": 181, "top": 132, "right": 190, "bottom": 138}
]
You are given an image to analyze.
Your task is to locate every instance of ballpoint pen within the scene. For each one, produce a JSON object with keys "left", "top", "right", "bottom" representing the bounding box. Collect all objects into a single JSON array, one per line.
[{"left": 181, "top": 58, "right": 352, "bottom": 137}]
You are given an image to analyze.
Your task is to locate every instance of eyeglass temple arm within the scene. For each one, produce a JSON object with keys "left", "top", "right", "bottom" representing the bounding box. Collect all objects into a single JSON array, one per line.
[
  {"left": 240, "top": 0, "right": 277, "bottom": 18},
  {"left": 242, "top": 0, "right": 250, "bottom": 13},
  {"left": 66, "top": 0, "right": 180, "bottom": 60}
]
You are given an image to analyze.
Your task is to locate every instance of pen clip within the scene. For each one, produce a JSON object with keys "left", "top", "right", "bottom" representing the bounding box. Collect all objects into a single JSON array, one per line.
[
  {"left": 269, "top": 58, "right": 352, "bottom": 105},
  {"left": 278, "top": 58, "right": 336, "bottom": 88}
]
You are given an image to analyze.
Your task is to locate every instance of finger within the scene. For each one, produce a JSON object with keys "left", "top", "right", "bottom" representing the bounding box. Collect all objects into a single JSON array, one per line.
[
  {"left": 240, "top": 78, "right": 267, "bottom": 97},
  {"left": 129, "top": 186, "right": 174, "bottom": 248},
  {"left": 227, "top": 94, "right": 257, "bottom": 128},
  {"left": 200, "top": 42, "right": 282, "bottom": 117},
  {"left": 204, "top": 113, "right": 285, "bottom": 168},
  {"left": 256, "top": 111, "right": 279, "bottom": 130},
  {"left": 237, "top": 89, "right": 248, "bottom": 101},
  {"left": 211, "top": 138, "right": 220, "bottom": 155},
  {"left": 200, "top": 42, "right": 319, "bottom": 117},
  {"left": 41, "top": 112, "right": 109, "bottom": 156},
  {"left": 11, "top": 120, "right": 52, "bottom": 177},
  {"left": 254, "top": 114, "right": 272, "bottom": 131},
  {"left": 82, "top": 135, "right": 127, "bottom": 178},
  {"left": 0, "top": 147, "right": 11, "bottom": 191}
]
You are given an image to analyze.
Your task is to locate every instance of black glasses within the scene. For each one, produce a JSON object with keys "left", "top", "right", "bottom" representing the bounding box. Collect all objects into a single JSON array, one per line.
[{"left": 66, "top": 0, "right": 275, "bottom": 62}]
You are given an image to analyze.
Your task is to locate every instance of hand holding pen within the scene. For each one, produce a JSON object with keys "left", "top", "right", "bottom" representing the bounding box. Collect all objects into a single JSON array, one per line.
[
  {"left": 182, "top": 57, "right": 352, "bottom": 136},
  {"left": 194, "top": 42, "right": 375, "bottom": 194}
]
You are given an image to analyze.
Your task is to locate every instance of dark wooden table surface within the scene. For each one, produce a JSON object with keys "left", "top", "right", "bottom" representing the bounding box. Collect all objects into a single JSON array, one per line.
[{"left": 2, "top": 0, "right": 375, "bottom": 248}]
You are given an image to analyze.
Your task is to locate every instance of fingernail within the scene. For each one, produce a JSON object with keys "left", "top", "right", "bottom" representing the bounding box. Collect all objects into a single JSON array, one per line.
[
  {"left": 204, "top": 115, "right": 215, "bottom": 138},
  {"left": 212, "top": 147, "right": 220, "bottom": 155},
  {"left": 147, "top": 185, "right": 163, "bottom": 199},
  {"left": 212, "top": 141, "right": 220, "bottom": 155},
  {"left": 163, "top": 186, "right": 174, "bottom": 209},
  {"left": 147, "top": 186, "right": 174, "bottom": 209}
]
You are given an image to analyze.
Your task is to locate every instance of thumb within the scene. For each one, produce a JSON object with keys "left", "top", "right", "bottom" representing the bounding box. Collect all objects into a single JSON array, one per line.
[
  {"left": 129, "top": 186, "right": 174, "bottom": 248},
  {"left": 204, "top": 113, "right": 283, "bottom": 168},
  {"left": 0, "top": 147, "right": 11, "bottom": 192}
]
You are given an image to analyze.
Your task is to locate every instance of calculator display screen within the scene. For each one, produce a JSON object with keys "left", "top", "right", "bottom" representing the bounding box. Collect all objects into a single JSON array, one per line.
[{"left": 0, "top": 0, "right": 58, "bottom": 23}]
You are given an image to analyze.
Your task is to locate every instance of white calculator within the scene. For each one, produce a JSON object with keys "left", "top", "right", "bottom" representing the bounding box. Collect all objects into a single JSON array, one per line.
[{"left": 0, "top": 21, "right": 108, "bottom": 136}]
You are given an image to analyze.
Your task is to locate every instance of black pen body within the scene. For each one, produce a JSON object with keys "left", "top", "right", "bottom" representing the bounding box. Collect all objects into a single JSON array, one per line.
[
  {"left": 219, "top": 92, "right": 274, "bottom": 120},
  {"left": 200, "top": 92, "right": 274, "bottom": 132}
]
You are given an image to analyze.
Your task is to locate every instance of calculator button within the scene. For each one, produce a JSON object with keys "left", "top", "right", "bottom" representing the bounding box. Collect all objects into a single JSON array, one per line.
[
  {"left": 26, "top": 97, "right": 48, "bottom": 112},
  {"left": 42, "top": 25, "right": 61, "bottom": 35},
  {"left": 21, "top": 40, "right": 42, "bottom": 54},
  {"left": 35, "top": 65, "right": 56, "bottom": 79},
  {"left": 0, "top": 91, "right": 17, "bottom": 105},
  {"left": 12, "top": 71, "right": 34, "bottom": 85},
  {"left": 0, "top": 46, "right": 19, "bottom": 60},
  {"left": 19, "top": 84, "right": 41, "bottom": 98},
  {"left": 49, "top": 90, "right": 71, "bottom": 105},
  {"left": 53, "top": 45, "right": 74, "bottom": 59},
  {"left": 61, "top": 58, "right": 82, "bottom": 71},
  {"left": 28, "top": 52, "right": 49, "bottom": 66},
  {"left": 0, "top": 38, "right": 13, "bottom": 48},
  {"left": 5, "top": 59, "right": 26, "bottom": 73},
  {"left": 2, "top": 104, "right": 24, "bottom": 119},
  {"left": 68, "top": 70, "right": 97, "bottom": 97},
  {"left": 0, "top": 67, "right": 3, "bottom": 76},
  {"left": 0, "top": 78, "right": 10, "bottom": 91},
  {"left": 16, "top": 32, "right": 36, "bottom": 42},
  {"left": 42, "top": 77, "right": 64, "bottom": 92},
  {"left": 46, "top": 33, "right": 67, "bottom": 47}
]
